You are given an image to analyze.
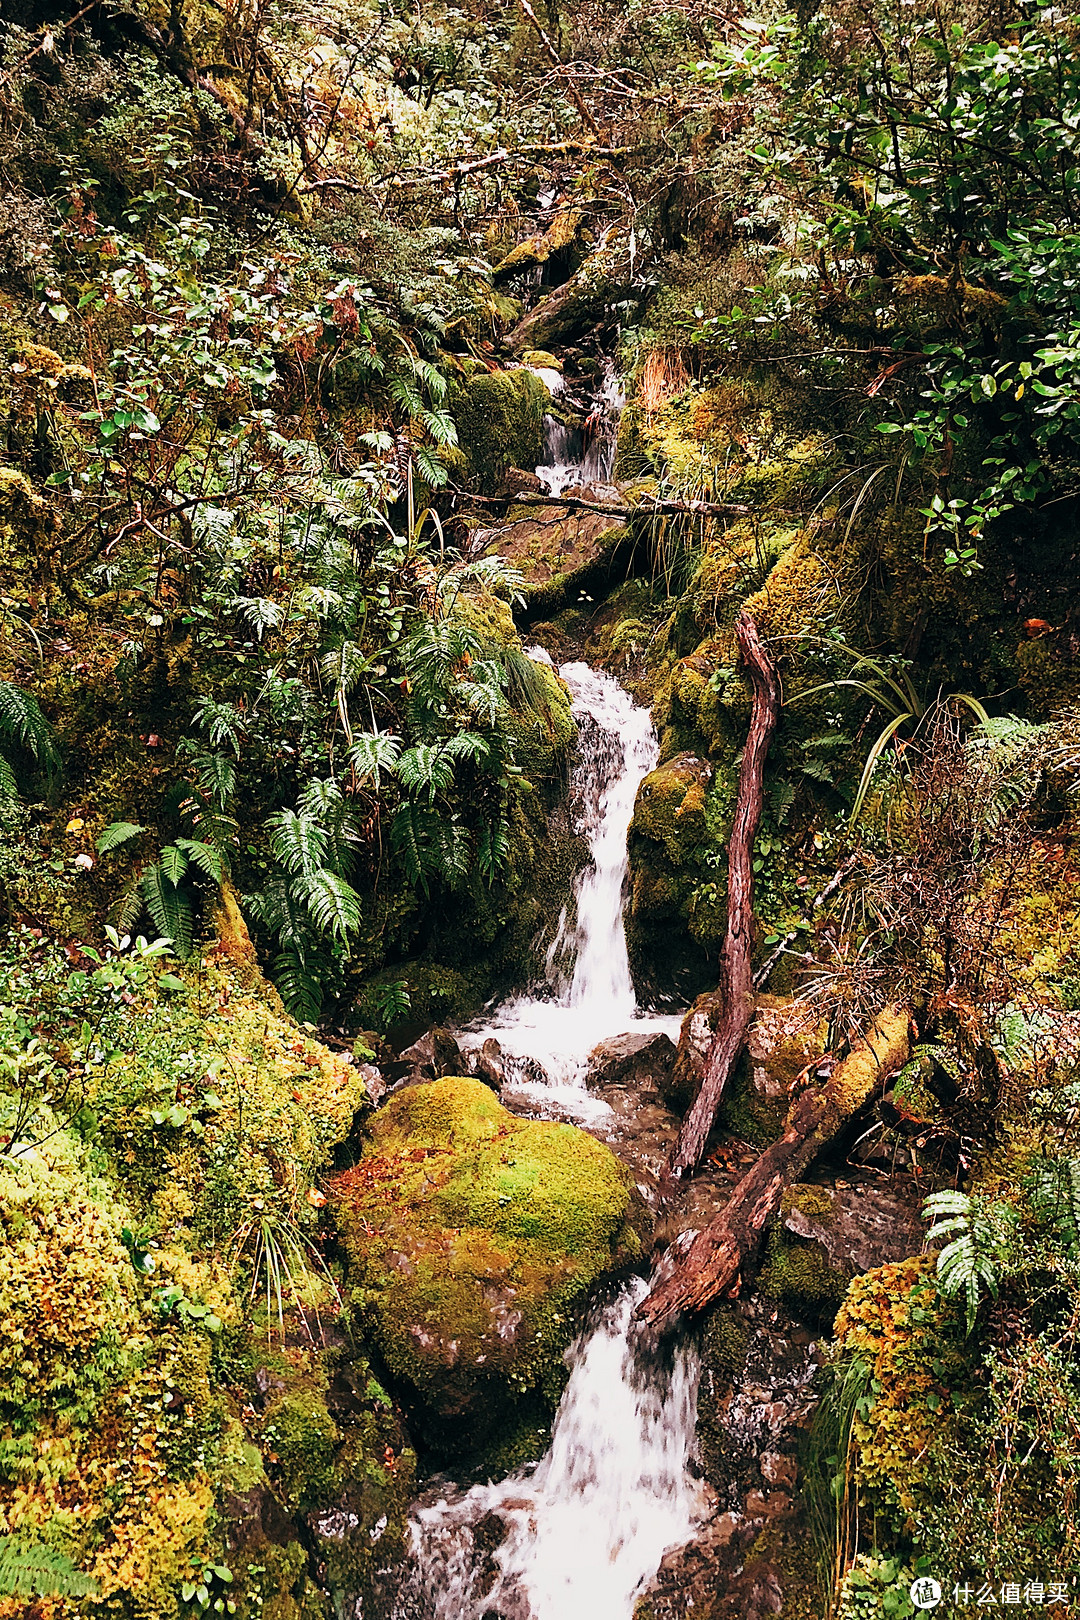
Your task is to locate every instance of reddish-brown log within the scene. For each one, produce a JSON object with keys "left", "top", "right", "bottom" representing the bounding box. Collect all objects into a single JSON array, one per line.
[
  {"left": 667, "top": 609, "right": 781, "bottom": 1178},
  {"left": 638, "top": 1005, "right": 913, "bottom": 1328}
]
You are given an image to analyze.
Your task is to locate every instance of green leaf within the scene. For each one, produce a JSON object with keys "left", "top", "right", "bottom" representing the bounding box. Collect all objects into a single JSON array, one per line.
[
  {"left": 96, "top": 820, "right": 147, "bottom": 854},
  {"left": 140, "top": 864, "right": 193, "bottom": 958}
]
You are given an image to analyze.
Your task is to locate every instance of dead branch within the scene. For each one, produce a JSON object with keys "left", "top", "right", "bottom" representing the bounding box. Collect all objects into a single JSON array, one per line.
[
  {"left": 638, "top": 1004, "right": 914, "bottom": 1328},
  {"left": 668, "top": 610, "right": 781, "bottom": 1177}
]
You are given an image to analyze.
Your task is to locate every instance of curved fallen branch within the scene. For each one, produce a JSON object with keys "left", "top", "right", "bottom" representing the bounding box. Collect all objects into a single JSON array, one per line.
[
  {"left": 668, "top": 610, "right": 781, "bottom": 1177},
  {"left": 637, "top": 1004, "right": 913, "bottom": 1329}
]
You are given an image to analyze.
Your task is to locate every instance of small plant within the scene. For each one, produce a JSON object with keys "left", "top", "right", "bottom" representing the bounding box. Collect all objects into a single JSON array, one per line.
[
  {"left": 922, "top": 1189, "right": 1019, "bottom": 1333},
  {"left": 231, "top": 1197, "right": 341, "bottom": 1345},
  {"left": 96, "top": 822, "right": 225, "bottom": 960},
  {"left": 181, "top": 1561, "right": 236, "bottom": 1615}
]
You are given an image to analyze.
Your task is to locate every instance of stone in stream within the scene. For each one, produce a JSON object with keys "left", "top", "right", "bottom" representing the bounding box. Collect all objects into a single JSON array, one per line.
[
  {"left": 584, "top": 1029, "right": 677, "bottom": 1092},
  {"left": 396, "top": 1025, "right": 462, "bottom": 1078},
  {"left": 329, "top": 1077, "right": 649, "bottom": 1463}
]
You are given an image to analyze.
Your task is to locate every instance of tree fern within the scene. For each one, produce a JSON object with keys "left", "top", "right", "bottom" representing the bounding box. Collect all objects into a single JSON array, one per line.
[
  {"left": 141, "top": 863, "right": 194, "bottom": 959},
  {"left": 0, "top": 1536, "right": 98, "bottom": 1598}
]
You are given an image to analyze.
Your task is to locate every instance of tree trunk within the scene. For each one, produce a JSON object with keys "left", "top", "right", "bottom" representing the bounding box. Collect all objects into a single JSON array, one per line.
[
  {"left": 667, "top": 610, "right": 780, "bottom": 1178},
  {"left": 638, "top": 1005, "right": 913, "bottom": 1329}
]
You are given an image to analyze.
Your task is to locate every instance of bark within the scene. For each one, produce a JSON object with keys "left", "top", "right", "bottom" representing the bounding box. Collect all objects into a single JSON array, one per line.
[
  {"left": 667, "top": 610, "right": 781, "bottom": 1178},
  {"left": 638, "top": 1004, "right": 913, "bottom": 1329}
]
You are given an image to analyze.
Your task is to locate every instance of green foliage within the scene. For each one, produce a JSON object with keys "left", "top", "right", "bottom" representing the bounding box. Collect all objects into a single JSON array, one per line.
[
  {"left": 923, "top": 1189, "right": 1019, "bottom": 1334},
  {"left": 0, "top": 680, "right": 59, "bottom": 799},
  {"left": 0, "top": 1536, "right": 99, "bottom": 1598}
]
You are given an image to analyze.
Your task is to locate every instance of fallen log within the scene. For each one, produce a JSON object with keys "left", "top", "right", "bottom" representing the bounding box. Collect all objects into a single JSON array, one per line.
[
  {"left": 637, "top": 1004, "right": 913, "bottom": 1328},
  {"left": 667, "top": 610, "right": 781, "bottom": 1177},
  {"left": 455, "top": 488, "right": 803, "bottom": 522}
]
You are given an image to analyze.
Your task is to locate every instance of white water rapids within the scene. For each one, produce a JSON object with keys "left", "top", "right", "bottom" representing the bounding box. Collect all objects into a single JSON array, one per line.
[{"left": 393, "top": 663, "right": 702, "bottom": 1620}]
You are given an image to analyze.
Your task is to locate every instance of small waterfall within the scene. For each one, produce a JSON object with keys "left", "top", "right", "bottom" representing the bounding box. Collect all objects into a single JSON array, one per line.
[
  {"left": 396, "top": 1280, "right": 703, "bottom": 1620},
  {"left": 459, "top": 661, "right": 681, "bottom": 1113},
  {"left": 536, "top": 362, "right": 625, "bottom": 496}
]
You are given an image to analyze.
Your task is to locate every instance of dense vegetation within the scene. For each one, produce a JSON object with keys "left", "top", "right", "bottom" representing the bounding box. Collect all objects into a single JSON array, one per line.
[{"left": 2, "top": 0, "right": 1080, "bottom": 1612}]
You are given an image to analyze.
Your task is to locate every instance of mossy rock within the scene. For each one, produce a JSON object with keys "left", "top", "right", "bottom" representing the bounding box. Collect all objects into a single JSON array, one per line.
[
  {"left": 449, "top": 367, "right": 547, "bottom": 493},
  {"left": 330, "top": 1077, "right": 646, "bottom": 1459}
]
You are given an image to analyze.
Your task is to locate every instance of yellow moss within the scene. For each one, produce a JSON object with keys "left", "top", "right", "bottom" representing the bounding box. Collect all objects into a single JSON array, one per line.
[
  {"left": 833, "top": 1256, "right": 966, "bottom": 1516},
  {"left": 743, "top": 533, "right": 828, "bottom": 641},
  {"left": 0, "top": 1146, "right": 138, "bottom": 1420}
]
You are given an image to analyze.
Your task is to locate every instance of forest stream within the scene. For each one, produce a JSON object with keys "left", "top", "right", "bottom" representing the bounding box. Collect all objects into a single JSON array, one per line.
[{"left": 4, "top": 1, "right": 1080, "bottom": 1612}]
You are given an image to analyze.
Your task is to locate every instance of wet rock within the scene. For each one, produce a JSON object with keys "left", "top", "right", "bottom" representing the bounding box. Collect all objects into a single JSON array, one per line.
[
  {"left": 461, "top": 1036, "right": 506, "bottom": 1092},
  {"left": 396, "top": 1026, "right": 462, "bottom": 1079},
  {"left": 585, "top": 1030, "right": 677, "bottom": 1092},
  {"left": 779, "top": 1179, "right": 924, "bottom": 1278},
  {"left": 661, "top": 992, "right": 721, "bottom": 1114},
  {"left": 357, "top": 1061, "right": 386, "bottom": 1106}
]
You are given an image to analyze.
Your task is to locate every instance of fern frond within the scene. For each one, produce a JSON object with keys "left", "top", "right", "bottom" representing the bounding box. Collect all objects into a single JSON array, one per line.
[
  {"left": 175, "top": 837, "right": 224, "bottom": 883},
  {"left": 397, "top": 744, "right": 455, "bottom": 803},
  {"left": 232, "top": 596, "right": 284, "bottom": 640},
  {"left": 294, "top": 870, "right": 362, "bottom": 944},
  {"left": 96, "top": 820, "right": 147, "bottom": 854},
  {"left": 443, "top": 730, "right": 491, "bottom": 765},
  {"left": 265, "top": 809, "right": 328, "bottom": 878},
  {"left": 158, "top": 844, "right": 190, "bottom": 885},
  {"left": 0, "top": 1537, "right": 99, "bottom": 1598},
  {"left": 271, "top": 948, "right": 324, "bottom": 1023},
  {"left": 0, "top": 681, "right": 60, "bottom": 781},
  {"left": 108, "top": 873, "right": 146, "bottom": 932},
  {"left": 0, "top": 753, "right": 19, "bottom": 801},
  {"left": 349, "top": 731, "right": 402, "bottom": 788},
  {"left": 141, "top": 865, "right": 193, "bottom": 959}
]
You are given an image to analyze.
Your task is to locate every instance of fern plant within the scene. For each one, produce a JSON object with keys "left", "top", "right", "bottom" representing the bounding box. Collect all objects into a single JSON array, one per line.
[
  {"left": 0, "top": 1536, "right": 98, "bottom": 1598},
  {"left": 923, "top": 1189, "right": 1020, "bottom": 1333},
  {"left": 246, "top": 783, "right": 363, "bottom": 1020},
  {"left": 96, "top": 822, "right": 225, "bottom": 961},
  {"left": 0, "top": 679, "right": 60, "bottom": 800},
  {"left": 1026, "top": 1155, "right": 1080, "bottom": 1260}
]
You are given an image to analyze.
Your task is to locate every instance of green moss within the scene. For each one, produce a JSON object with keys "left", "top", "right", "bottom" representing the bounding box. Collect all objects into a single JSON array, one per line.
[
  {"left": 330, "top": 1078, "right": 644, "bottom": 1461},
  {"left": 450, "top": 368, "right": 547, "bottom": 491},
  {"left": 760, "top": 1226, "right": 848, "bottom": 1309},
  {"left": 261, "top": 1387, "right": 339, "bottom": 1512}
]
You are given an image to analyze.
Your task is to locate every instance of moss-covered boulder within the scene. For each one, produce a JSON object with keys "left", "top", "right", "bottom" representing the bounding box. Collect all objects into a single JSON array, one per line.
[
  {"left": 449, "top": 367, "right": 547, "bottom": 492},
  {"left": 331, "top": 1077, "right": 646, "bottom": 1460},
  {"left": 626, "top": 753, "right": 719, "bottom": 1000}
]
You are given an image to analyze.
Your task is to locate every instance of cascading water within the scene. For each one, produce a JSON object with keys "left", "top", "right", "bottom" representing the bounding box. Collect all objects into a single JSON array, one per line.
[
  {"left": 392, "top": 661, "right": 701, "bottom": 1620},
  {"left": 536, "top": 362, "right": 625, "bottom": 497},
  {"left": 395, "top": 1280, "right": 704, "bottom": 1620},
  {"left": 459, "top": 658, "right": 681, "bottom": 1120}
]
